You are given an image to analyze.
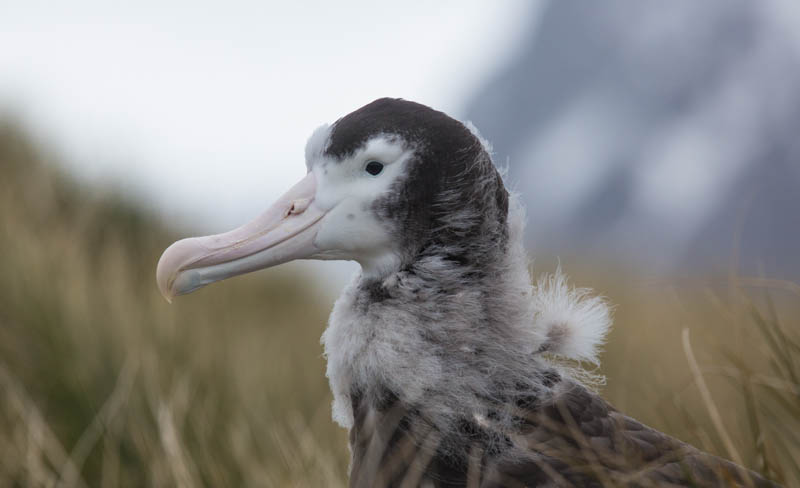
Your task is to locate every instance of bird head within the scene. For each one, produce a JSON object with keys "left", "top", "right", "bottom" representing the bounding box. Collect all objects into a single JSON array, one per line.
[{"left": 156, "top": 98, "right": 508, "bottom": 302}]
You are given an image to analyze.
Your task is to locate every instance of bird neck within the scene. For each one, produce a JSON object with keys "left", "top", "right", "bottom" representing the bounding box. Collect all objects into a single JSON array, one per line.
[{"left": 322, "top": 200, "right": 543, "bottom": 430}]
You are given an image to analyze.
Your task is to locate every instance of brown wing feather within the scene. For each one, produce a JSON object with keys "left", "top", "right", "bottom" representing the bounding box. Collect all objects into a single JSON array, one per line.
[
  {"left": 348, "top": 382, "right": 779, "bottom": 487},
  {"left": 490, "top": 382, "right": 778, "bottom": 487}
]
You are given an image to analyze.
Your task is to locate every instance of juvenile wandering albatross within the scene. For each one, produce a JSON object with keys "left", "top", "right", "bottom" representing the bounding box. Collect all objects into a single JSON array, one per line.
[{"left": 156, "top": 98, "right": 777, "bottom": 487}]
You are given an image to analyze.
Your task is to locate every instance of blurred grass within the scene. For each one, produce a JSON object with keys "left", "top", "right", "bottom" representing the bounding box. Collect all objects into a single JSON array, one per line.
[
  {"left": 0, "top": 121, "right": 349, "bottom": 487},
  {"left": 0, "top": 120, "right": 797, "bottom": 486}
]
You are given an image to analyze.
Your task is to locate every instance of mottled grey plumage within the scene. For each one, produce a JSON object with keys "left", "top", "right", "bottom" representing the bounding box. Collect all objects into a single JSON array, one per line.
[{"left": 319, "top": 99, "right": 777, "bottom": 487}]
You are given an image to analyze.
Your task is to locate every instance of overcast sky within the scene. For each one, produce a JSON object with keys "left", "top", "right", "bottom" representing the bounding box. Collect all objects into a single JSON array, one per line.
[{"left": 0, "top": 1, "right": 540, "bottom": 234}]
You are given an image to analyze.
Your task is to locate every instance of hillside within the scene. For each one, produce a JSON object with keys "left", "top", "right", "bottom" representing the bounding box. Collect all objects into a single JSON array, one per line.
[
  {"left": 0, "top": 121, "right": 797, "bottom": 486},
  {"left": 0, "top": 121, "right": 349, "bottom": 486}
]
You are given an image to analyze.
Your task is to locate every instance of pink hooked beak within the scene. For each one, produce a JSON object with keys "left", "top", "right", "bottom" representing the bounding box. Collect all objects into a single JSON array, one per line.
[{"left": 156, "top": 172, "right": 324, "bottom": 302}]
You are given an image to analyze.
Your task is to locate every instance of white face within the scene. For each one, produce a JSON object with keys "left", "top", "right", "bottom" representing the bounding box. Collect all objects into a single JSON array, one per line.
[
  {"left": 307, "top": 130, "right": 414, "bottom": 277},
  {"left": 155, "top": 126, "right": 417, "bottom": 300}
]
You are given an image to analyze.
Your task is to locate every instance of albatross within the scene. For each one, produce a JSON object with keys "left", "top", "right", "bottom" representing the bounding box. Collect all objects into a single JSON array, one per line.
[{"left": 156, "top": 98, "right": 776, "bottom": 487}]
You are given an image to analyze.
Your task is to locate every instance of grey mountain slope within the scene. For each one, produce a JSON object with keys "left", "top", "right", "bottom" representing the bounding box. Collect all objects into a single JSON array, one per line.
[{"left": 464, "top": 0, "right": 800, "bottom": 277}]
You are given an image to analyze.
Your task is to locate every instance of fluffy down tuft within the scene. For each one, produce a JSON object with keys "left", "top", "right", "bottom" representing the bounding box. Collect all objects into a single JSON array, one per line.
[
  {"left": 531, "top": 270, "right": 612, "bottom": 364},
  {"left": 462, "top": 120, "right": 494, "bottom": 155}
]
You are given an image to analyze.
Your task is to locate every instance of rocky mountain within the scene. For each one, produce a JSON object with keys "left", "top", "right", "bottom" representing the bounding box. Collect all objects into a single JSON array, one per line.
[{"left": 465, "top": 0, "right": 800, "bottom": 279}]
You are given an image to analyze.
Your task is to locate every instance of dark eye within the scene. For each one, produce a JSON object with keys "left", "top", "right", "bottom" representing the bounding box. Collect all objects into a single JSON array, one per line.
[{"left": 365, "top": 160, "right": 384, "bottom": 176}]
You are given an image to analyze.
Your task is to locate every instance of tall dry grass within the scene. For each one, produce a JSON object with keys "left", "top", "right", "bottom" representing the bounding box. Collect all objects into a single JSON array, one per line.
[
  {"left": 0, "top": 122, "right": 349, "bottom": 487},
  {"left": 0, "top": 121, "right": 796, "bottom": 486},
  {"left": 559, "top": 259, "right": 800, "bottom": 485}
]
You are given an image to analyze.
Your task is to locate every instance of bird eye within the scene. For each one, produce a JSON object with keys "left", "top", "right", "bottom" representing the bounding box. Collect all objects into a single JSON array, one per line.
[{"left": 365, "top": 161, "right": 384, "bottom": 176}]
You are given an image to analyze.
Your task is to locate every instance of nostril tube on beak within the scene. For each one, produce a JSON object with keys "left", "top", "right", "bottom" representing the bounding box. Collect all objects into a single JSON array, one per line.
[{"left": 288, "top": 198, "right": 311, "bottom": 215}]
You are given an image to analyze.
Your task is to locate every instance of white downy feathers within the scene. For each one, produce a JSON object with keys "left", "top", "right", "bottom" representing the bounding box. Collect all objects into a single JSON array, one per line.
[
  {"left": 322, "top": 194, "right": 613, "bottom": 430},
  {"left": 531, "top": 270, "right": 612, "bottom": 365}
]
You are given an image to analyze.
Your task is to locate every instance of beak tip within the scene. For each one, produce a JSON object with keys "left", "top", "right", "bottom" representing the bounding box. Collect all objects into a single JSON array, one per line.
[
  {"left": 156, "top": 272, "right": 176, "bottom": 303},
  {"left": 156, "top": 242, "right": 182, "bottom": 303},
  {"left": 156, "top": 242, "right": 206, "bottom": 302}
]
